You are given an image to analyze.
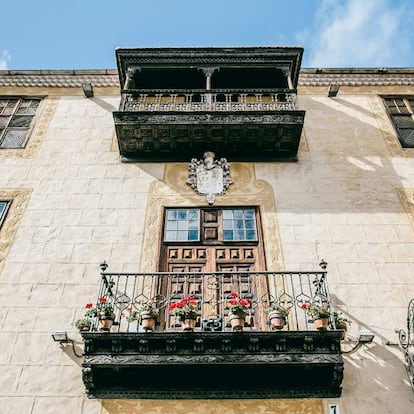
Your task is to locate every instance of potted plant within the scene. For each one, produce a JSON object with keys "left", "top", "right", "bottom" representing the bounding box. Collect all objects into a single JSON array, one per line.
[
  {"left": 300, "top": 301, "right": 331, "bottom": 331},
  {"left": 75, "top": 317, "right": 92, "bottom": 332},
  {"left": 266, "top": 300, "right": 291, "bottom": 330},
  {"left": 84, "top": 297, "right": 116, "bottom": 332},
  {"left": 228, "top": 292, "right": 251, "bottom": 331},
  {"left": 333, "top": 311, "right": 348, "bottom": 340},
  {"left": 127, "top": 298, "right": 159, "bottom": 332},
  {"left": 169, "top": 296, "right": 200, "bottom": 331}
]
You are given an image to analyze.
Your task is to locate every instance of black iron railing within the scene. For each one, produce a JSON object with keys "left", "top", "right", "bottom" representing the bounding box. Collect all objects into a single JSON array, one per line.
[
  {"left": 122, "top": 89, "right": 297, "bottom": 112},
  {"left": 87, "top": 262, "right": 339, "bottom": 333},
  {"left": 399, "top": 299, "right": 414, "bottom": 392}
]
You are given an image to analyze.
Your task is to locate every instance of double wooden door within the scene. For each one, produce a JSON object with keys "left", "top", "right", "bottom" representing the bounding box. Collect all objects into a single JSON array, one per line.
[{"left": 159, "top": 207, "right": 266, "bottom": 330}]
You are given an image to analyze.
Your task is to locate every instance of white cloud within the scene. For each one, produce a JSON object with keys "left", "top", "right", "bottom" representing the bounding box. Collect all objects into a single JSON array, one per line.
[
  {"left": 306, "top": 0, "right": 414, "bottom": 67},
  {"left": 0, "top": 50, "right": 11, "bottom": 70}
]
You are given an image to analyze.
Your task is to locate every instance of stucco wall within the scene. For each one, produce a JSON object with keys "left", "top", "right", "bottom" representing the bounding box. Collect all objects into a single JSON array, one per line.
[{"left": 0, "top": 86, "right": 413, "bottom": 413}]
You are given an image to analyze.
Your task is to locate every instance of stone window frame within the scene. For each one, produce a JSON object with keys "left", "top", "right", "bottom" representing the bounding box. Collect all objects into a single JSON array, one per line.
[
  {"left": 0, "top": 200, "right": 11, "bottom": 229},
  {"left": 0, "top": 96, "right": 44, "bottom": 149},
  {"left": 0, "top": 189, "right": 31, "bottom": 274},
  {"left": 382, "top": 96, "right": 414, "bottom": 148}
]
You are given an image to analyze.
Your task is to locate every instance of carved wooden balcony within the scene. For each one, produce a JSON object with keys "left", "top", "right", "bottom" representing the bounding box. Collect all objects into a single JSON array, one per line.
[
  {"left": 81, "top": 266, "right": 344, "bottom": 399},
  {"left": 113, "top": 47, "right": 305, "bottom": 162}
]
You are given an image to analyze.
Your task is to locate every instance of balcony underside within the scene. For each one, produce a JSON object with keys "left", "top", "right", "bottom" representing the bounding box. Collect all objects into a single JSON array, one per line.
[
  {"left": 113, "top": 111, "right": 305, "bottom": 162},
  {"left": 82, "top": 331, "right": 343, "bottom": 399}
]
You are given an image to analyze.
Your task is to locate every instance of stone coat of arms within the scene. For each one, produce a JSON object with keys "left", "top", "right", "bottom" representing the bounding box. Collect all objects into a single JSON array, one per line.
[{"left": 186, "top": 151, "right": 232, "bottom": 205}]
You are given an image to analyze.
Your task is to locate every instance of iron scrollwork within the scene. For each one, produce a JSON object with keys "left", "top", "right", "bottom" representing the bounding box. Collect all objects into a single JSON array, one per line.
[{"left": 399, "top": 299, "right": 414, "bottom": 391}]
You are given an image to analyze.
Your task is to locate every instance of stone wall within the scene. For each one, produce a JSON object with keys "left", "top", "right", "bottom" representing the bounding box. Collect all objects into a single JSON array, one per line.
[{"left": 0, "top": 84, "right": 413, "bottom": 413}]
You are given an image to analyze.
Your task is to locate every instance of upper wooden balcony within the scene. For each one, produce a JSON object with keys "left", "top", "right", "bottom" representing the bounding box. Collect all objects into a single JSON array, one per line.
[{"left": 113, "top": 47, "right": 305, "bottom": 162}]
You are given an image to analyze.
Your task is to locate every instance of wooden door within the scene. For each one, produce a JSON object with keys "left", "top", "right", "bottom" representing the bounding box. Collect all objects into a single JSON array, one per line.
[{"left": 159, "top": 207, "right": 265, "bottom": 330}]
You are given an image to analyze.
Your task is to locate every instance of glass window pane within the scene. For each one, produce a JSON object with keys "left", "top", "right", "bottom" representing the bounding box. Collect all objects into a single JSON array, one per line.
[
  {"left": 167, "top": 210, "right": 177, "bottom": 220},
  {"left": 223, "top": 219, "right": 233, "bottom": 230},
  {"left": 177, "top": 220, "right": 187, "bottom": 230},
  {"left": 166, "top": 221, "right": 177, "bottom": 230},
  {"left": 222, "top": 210, "right": 232, "bottom": 219},
  {"left": 188, "top": 230, "right": 199, "bottom": 241},
  {"left": 223, "top": 230, "right": 233, "bottom": 240},
  {"left": 235, "top": 230, "right": 245, "bottom": 240},
  {"left": 245, "top": 219, "right": 255, "bottom": 229},
  {"left": 188, "top": 220, "right": 198, "bottom": 230},
  {"left": 0, "top": 129, "right": 27, "bottom": 148},
  {"left": 188, "top": 210, "right": 198, "bottom": 220},
  {"left": 177, "top": 210, "right": 187, "bottom": 220},
  {"left": 165, "top": 230, "right": 177, "bottom": 241},
  {"left": 233, "top": 210, "right": 243, "bottom": 219},
  {"left": 244, "top": 209, "right": 254, "bottom": 219},
  {"left": 176, "top": 231, "right": 187, "bottom": 241},
  {"left": 235, "top": 219, "right": 244, "bottom": 230},
  {"left": 246, "top": 230, "right": 256, "bottom": 240},
  {"left": 9, "top": 115, "right": 32, "bottom": 128}
]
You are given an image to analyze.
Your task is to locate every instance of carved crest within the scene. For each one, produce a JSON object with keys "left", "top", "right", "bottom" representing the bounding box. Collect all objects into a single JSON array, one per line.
[{"left": 186, "top": 151, "right": 232, "bottom": 205}]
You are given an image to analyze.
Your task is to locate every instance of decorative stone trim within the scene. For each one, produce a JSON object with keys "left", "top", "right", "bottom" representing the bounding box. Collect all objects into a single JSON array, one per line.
[
  {"left": 0, "top": 96, "right": 58, "bottom": 159},
  {"left": 101, "top": 398, "right": 324, "bottom": 414},
  {"left": 0, "top": 188, "right": 32, "bottom": 274},
  {"left": 369, "top": 95, "right": 414, "bottom": 157},
  {"left": 141, "top": 163, "right": 282, "bottom": 272},
  {"left": 396, "top": 189, "right": 414, "bottom": 226}
]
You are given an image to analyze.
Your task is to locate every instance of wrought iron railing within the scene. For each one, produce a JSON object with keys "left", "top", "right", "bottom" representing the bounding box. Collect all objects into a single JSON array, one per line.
[
  {"left": 122, "top": 89, "right": 297, "bottom": 112},
  {"left": 399, "top": 299, "right": 414, "bottom": 391},
  {"left": 86, "top": 262, "right": 340, "bottom": 333}
]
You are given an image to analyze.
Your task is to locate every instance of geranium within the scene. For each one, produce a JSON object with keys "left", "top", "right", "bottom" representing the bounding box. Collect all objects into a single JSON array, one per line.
[
  {"left": 83, "top": 297, "right": 114, "bottom": 319},
  {"left": 300, "top": 301, "right": 331, "bottom": 320},
  {"left": 267, "top": 300, "right": 291, "bottom": 316},
  {"left": 169, "top": 296, "right": 200, "bottom": 320},
  {"left": 228, "top": 292, "right": 251, "bottom": 314},
  {"left": 127, "top": 298, "right": 159, "bottom": 322}
]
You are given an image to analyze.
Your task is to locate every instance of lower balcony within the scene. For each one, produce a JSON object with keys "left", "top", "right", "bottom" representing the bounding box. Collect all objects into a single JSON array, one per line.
[{"left": 80, "top": 265, "right": 344, "bottom": 399}]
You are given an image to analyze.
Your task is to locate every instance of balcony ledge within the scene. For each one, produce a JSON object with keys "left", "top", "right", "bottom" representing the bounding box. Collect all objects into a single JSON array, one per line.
[{"left": 81, "top": 330, "right": 343, "bottom": 399}]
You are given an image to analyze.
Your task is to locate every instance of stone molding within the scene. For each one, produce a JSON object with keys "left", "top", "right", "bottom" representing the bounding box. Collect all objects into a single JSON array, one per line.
[
  {"left": 0, "top": 188, "right": 32, "bottom": 274},
  {"left": 140, "top": 163, "right": 282, "bottom": 272},
  {"left": 0, "top": 96, "right": 58, "bottom": 159},
  {"left": 369, "top": 95, "right": 414, "bottom": 157}
]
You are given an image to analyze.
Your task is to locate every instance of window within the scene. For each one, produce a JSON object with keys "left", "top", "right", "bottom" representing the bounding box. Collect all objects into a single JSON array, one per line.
[
  {"left": 383, "top": 97, "right": 414, "bottom": 148},
  {"left": 164, "top": 207, "right": 258, "bottom": 242},
  {"left": 0, "top": 200, "right": 10, "bottom": 229},
  {"left": 0, "top": 97, "right": 42, "bottom": 148}
]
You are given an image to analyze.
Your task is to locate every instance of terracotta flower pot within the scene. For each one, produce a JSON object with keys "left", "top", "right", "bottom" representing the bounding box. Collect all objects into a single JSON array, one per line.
[
  {"left": 181, "top": 318, "right": 196, "bottom": 331},
  {"left": 313, "top": 316, "right": 329, "bottom": 331},
  {"left": 140, "top": 311, "right": 157, "bottom": 332},
  {"left": 98, "top": 312, "right": 115, "bottom": 332},
  {"left": 268, "top": 310, "right": 287, "bottom": 330},
  {"left": 229, "top": 311, "right": 246, "bottom": 331}
]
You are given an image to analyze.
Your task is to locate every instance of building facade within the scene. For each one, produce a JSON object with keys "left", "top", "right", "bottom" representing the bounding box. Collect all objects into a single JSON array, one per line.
[{"left": 0, "top": 47, "right": 414, "bottom": 413}]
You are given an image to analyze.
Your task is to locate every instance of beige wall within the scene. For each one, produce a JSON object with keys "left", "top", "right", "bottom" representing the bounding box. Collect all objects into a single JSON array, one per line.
[{"left": 0, "top": 86, "right": 414, "bottom": 413}]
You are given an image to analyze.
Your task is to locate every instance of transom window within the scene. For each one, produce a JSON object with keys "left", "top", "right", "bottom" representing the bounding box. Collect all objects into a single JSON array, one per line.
[
  {"left": 164, "top": 207, "right": 258, "bottom": 242},
  {"left": 0, "top": 97, "right": 42, "bottom": 148},
  {"left": 383, "top": 96, "right": 414, "bottom": 148},
  {"left": 0, "top": 201, "right": 10, "bottom": 229}
]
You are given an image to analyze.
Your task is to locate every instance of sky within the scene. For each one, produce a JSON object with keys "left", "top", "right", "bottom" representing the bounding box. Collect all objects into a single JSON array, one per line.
[{"left": 0, "top": 0, "right": 413, "bottom": 70}]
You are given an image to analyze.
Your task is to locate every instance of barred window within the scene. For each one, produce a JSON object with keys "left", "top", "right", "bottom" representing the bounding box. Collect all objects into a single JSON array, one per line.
[
  {"left": 0, "top": 98, "right": 42, "bottom": 148},
  {"left": 0, "top": 200, "right": 11, "bottom": 229},
  {"left": 383, "top": 97, "right": 414, "bottom": 148}
]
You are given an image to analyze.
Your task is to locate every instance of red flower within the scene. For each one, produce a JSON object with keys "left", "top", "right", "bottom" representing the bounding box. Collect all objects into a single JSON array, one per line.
[
  {"left": 230, "top": 299, "right": 238, "bottom": 306},
  {"left": 85, "top": 303, "right": 93, "bottom": 309},
  {"left": 99, "top": 297, "right": 107, "bottom": 303},
  {"left": 169, "top": 303, "right": 177, "bottom": 311},
  {"left": 239, "top": 299, "right": 250, "bottom": 307},
  {"left": 127, "top": 306, "right": 132, "bottom": 311},
  {"left": 230, "top": 292, "right": 238, "bottom": 298}
]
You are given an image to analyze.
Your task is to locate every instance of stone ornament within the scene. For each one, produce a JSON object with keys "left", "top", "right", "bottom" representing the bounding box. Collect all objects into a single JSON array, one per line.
[{"left": 186, "top": 151, "right": 233, "bottom": 205}]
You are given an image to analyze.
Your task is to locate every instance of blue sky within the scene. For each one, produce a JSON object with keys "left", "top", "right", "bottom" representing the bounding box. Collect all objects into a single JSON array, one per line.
[{"left": 1, "top": 0, "right": 413, "bottom": 70}]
